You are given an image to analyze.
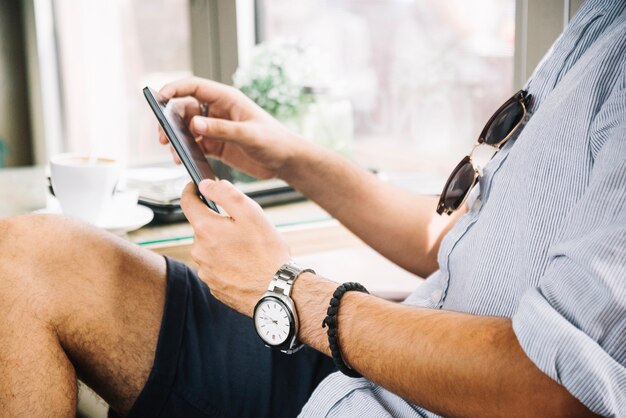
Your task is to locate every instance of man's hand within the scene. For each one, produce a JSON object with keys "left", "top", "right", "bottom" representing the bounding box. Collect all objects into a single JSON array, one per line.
[
  {"left": 158, "top": 77, "right": 310, "bottom": 179},
  {"left": 180, "top": 180, "right": 291, "bottom": 316},
  {"left": 157, "top": 77, "right": 457, "bottom": 278}
]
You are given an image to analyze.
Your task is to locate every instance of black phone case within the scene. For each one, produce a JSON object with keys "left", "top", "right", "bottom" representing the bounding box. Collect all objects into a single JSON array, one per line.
[{"left": 143, "top": 87, "right": 220, "bottom": 213}]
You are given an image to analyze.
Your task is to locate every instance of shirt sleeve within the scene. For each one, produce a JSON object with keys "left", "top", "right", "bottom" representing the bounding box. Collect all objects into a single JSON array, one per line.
[{"left": 512, "top": 78, "right": 626, "bottom": 417}]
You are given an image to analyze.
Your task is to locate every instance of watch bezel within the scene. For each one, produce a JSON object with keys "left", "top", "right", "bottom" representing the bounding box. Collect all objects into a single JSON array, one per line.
[{"left": 253, "top": 294, "right": 298, "bottom": 350}]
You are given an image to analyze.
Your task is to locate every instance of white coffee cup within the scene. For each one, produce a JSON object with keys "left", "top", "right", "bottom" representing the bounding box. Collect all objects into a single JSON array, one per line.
[{"left": 50, "top": 154, "right": 120, "bottom": 224}]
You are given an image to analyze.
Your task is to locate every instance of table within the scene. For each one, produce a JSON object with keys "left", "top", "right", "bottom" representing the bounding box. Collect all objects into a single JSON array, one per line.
[{"left": 0, "top": 166, "right": 423, "bottom": 300}]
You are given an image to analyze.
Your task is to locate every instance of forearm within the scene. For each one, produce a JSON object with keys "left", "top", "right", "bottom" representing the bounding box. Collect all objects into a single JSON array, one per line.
[
  {"left": 281, "top": 142, "right": 463, "bottom": 276},
  {"left": 292, "top": 273, "right": 596, "bottom": 418}
]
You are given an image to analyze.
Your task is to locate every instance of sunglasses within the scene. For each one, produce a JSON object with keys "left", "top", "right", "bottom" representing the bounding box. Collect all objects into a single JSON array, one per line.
[{"left": 436, "top": 90, "right": 532, "bottom": 215}]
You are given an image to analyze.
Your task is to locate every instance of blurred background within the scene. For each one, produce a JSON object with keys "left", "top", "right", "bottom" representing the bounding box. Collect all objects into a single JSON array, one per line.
[{"left": 0, "top": 0, "right": 581, "bottom": 178}]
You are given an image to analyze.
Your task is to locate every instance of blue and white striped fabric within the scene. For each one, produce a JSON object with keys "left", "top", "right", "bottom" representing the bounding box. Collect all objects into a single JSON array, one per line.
[{"left": 300, "top": 1, "right": 626, "bottom": 416}]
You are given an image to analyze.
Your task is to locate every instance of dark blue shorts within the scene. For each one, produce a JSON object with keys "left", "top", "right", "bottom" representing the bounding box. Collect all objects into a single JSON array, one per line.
[{"left": 123, "top": 257, "right": 336, "bottom": 418}]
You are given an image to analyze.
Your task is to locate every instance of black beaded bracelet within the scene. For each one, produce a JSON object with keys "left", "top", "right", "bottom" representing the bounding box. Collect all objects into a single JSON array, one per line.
[{"left": 322, "top": 282, "right": 369, "bottom": 378}]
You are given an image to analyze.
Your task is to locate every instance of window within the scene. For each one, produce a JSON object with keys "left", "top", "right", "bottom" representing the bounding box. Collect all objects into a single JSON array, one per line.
[
  {"left": 255, "top": 0, "right": 516, "bottom": 178},
  {"left": 26, "top": 0, "right": 575, "bottom": 176},
  {"left": 52, "top": 0, "right": 193, "bottom": 165}
]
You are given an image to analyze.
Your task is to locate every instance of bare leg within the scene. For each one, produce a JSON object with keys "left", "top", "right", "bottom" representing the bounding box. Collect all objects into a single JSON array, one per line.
[{"left": 0, "top": 214, "right": 167, "bottom": 417}]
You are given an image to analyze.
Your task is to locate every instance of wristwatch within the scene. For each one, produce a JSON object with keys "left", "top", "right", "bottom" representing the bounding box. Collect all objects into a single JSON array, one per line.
[{"left": 253, "top": 262, "right": 314, "bottom": 354}]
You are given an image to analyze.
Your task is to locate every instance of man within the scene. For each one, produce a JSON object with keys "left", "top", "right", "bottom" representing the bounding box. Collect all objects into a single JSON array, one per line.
[{"left": 1, "top": 1, "right": 624, "bottom": 417}]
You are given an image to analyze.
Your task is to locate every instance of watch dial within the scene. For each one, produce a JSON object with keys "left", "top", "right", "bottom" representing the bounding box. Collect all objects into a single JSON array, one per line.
[{"left": 255, "top": 298, "right": 292, "bottom": 346}]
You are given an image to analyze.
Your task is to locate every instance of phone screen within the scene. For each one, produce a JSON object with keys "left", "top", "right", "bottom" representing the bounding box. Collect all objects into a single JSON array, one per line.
[{"left": 143, "top": 87, "right": 219, "bottom": 212}]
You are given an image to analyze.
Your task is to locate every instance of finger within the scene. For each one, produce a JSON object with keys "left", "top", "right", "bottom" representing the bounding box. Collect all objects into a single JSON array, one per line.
[
  {"left": 169, "top": 145, "right": 181, "bottom": 165},
  {"left": 198, "top": 179, "right": 262, "bottom": 221},
  {"left": 170, "top": 97, "right": 202, "bottom": 123},
  {"left": 158, "top": 100, "right": 201, "bottom": 146},
  {"left": 183, "top": 100, "right": 202, "bottom": 124},
  {"left": 197, "top": 138, "right": 224, "bottom": 158},
  {"left": 158, "top": 77, "right": 236, "bottom": 105},
  {"left": 190, "top": 116, "right": 256, "bottom": 145},
  {"left": 180, "top": 182, "right": 223, "bottom": 226},
  {"left": 158, "top": 126, "right": 169, "bottom": 145}
]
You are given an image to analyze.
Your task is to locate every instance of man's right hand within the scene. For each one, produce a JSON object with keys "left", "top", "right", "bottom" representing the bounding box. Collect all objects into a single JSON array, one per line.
[{"left": 157, "top": 77, "right": 308, "bottom": 180}]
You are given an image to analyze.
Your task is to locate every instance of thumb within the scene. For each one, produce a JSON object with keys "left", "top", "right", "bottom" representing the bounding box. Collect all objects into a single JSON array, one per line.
[
  {"left": 198, "top": 179, "right": 262, "bottom": 220},
  {"left": 191, "top": 116, "right": 254, "bottom": 144}
]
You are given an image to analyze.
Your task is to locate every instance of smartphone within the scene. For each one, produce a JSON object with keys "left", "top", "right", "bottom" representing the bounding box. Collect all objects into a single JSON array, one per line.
[{"left": 143, "top": 87, "right": 219, "bottom": 213}]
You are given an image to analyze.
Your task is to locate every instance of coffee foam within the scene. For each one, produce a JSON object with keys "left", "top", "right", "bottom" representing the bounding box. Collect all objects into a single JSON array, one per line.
[{"left": 53, "top": 156, "right": 116, "bottom": 167}]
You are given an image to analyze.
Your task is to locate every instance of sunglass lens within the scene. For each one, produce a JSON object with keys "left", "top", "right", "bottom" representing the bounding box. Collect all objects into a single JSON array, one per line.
[
  {"left": 483, "top": 101, "right": 525, "bottom": 146},
  {"left": 439, "top": 157, "right": 476, "bottom": 214}
]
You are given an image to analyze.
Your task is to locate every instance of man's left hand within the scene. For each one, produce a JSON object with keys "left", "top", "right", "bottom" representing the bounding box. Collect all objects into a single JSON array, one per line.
[{"left": 180, "top": 180, "right": 291, "bottom": 317}]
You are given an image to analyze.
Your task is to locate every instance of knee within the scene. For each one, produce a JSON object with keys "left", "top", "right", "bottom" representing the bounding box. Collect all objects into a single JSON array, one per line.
[
  {"left": 0, "top": 215, "right": 53, "bottom": 314},
  {"left": 0, "top": 214, "right": 96, "bottom": 289},
  {"left": 0, "top": 213, "right": 147, "bottom": 289},
  {"left": 0, "top": 214, "right": 102, "bottom": 315},
  {"left": 0, "top": 214, "right": 61, "bottom": 275},
  {"left": 0, "top": 214, "right": 83, "bottom": 257}
]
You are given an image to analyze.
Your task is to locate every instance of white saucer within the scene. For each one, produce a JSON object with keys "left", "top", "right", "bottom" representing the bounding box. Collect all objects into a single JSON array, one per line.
[{"left": 34, "top": 204, "right": 154, "bottom": 235}]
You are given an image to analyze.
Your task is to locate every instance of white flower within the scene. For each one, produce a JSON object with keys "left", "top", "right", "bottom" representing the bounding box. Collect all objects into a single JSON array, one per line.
[{"left": 233, "top": 38, "right": 330, "bottom": 119}]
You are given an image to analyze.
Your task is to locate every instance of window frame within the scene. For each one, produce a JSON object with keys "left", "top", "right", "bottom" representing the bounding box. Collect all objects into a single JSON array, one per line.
[
  {"left": 23, "top": 0, "right": 65, "bottom": 165},
  {"left": 189, "top": 0, "right": 256, "bottom": 84},
  {"left": 22, "top": 0, "right": 583, "bottom": 165},
  {"left": 513, "top": 0, "right": 583, "bottom": 88}
]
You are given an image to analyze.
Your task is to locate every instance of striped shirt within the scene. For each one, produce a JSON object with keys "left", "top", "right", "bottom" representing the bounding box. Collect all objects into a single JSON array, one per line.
[{"left": 300, "top": 1, "right": 626, "bottom": 416}]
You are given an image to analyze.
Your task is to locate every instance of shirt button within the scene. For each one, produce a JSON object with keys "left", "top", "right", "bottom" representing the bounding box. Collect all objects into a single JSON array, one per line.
[{"left": 430, "top": 289, "right": 443, "bottom": 304}]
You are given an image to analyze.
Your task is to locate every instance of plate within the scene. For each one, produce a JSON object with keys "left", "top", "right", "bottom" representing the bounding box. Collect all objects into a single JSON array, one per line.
[{"left": 34, "top": 204, "right": 154, "bottom": 235}]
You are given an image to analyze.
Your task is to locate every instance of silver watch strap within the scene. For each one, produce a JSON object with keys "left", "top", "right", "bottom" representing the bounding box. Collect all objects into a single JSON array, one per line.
[{"left": 267, "top": 262, "right": 314, "bottom": 297}]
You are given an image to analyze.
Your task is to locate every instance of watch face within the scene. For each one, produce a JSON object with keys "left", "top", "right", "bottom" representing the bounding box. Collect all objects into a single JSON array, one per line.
[{"left": 254, "top": 297, "right": 293, "bottom": 347}]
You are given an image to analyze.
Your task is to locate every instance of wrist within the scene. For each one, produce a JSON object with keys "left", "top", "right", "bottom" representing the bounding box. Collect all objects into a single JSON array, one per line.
[
  {"left": 278, "top": 135, "right": 323, "bottom": 183},
  {"left": 321, "top": 283, "right": 369, "bottom": 377},
  {"left": 291, "top": 271, "right": 336, "bottom": 356}
]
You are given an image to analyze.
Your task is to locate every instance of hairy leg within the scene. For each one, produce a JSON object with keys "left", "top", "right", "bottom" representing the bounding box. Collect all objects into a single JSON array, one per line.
[{"left": 0, "top": 214, "right": 167, "bottom": 417}]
